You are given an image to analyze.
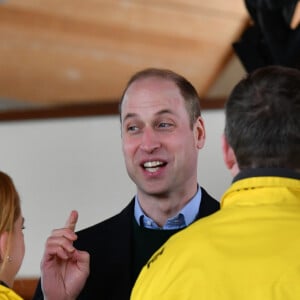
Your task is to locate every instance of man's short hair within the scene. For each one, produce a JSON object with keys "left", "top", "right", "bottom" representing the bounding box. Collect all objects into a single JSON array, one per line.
[{"left": 225, "top": 65, "right": 300, "bottom": 170}]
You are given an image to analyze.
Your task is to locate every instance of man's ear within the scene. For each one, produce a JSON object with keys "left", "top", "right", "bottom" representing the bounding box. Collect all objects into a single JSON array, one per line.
[
  {"left": 194, "top": 117, "right": 206, "bottom": 149},
  {"left": 0, "top": 231, "right": 9, "bottom": 262},
  {"left": 221, "top": 134, "right": 239, "bottom": 177}
]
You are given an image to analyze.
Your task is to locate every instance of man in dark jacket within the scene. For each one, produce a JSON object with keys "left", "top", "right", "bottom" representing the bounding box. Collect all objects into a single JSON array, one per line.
[{"left": 33, "top": 68, "right": 220, "bottom": 300}]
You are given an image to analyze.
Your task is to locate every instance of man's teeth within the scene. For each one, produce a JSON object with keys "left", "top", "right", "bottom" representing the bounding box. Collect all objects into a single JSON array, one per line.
[
  {"left": 143, "top": 161, "right": 163, "bottom": 172},
  {"left": 144, "top": 161, "right": 163, "bottom": 167}
]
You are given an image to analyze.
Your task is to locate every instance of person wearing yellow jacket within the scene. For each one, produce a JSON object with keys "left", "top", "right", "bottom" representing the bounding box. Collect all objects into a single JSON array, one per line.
[{"left": 131, "top": 65, "right": 300, "bottom": 300}]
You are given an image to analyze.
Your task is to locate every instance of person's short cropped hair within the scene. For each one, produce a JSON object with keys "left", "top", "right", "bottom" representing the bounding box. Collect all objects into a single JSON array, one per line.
[{"left": 225, "top": 65, "right": 300, "bottom": 170}]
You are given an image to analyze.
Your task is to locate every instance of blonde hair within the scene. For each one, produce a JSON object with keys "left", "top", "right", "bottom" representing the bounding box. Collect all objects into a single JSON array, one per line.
[{"left": 0, "top": 171, "right": 21, "bottom": 273}]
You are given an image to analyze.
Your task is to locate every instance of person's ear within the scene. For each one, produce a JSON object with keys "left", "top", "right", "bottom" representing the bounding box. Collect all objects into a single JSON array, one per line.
[
  {"left": 194, "top": 117, "right": 206, "bottom": 149},
  {"left": 0, "top": 231, "right": 9, "bottom": 262},
  {"left": 221, "top": 134, "right": 239, "bottom": 177}
]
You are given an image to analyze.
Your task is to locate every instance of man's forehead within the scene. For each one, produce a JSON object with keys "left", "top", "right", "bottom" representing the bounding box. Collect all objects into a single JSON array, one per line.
[
  {"left": 120, "top": 76, "right": 184, "bottom": 119},
  {"left": 127, "top": 76, "right": 178, "bottom": 93},
  {"left": 122, "top": 93, "right": 183, "bottom": 116},
  {"left": 124, "top": 78, "right": 181, "bottom": 105}
]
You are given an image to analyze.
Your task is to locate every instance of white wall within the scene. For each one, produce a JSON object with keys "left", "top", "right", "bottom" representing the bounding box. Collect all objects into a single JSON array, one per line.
[{"left": 0, "top": 109, "right": 231, "bottom": 277}]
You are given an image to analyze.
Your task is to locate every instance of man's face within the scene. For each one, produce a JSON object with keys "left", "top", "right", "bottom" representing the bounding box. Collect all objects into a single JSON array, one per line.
[{"left": 121, "top": 76, "right": 205, "bottom": 199}]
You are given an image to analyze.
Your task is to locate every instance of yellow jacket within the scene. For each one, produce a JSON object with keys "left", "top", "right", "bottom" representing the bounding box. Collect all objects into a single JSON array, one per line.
[
  {"left": 0, "top": 285, "right": 23, "bottom": 300},
  {"left": 131, "top": 170, "right": 300, "bottom": 300}
]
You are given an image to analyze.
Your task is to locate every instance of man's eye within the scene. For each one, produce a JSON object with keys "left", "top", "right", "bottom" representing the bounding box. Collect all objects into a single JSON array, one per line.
[
  {"left": 127, "top": 125, "right": 139, "bottom": 132},
  {"left": 158, "top": 122, "right": 172, "bottom": 128}
]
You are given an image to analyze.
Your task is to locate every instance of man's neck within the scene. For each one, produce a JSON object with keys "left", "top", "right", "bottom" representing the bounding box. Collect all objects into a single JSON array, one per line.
[{"left": 137, "top": 186, "right": 198, "bottom": 227}]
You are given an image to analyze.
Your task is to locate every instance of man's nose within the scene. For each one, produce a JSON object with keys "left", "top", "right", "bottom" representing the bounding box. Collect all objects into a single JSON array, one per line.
[{"left": 139, "top": 128, "right": 161, "bottom": 153}]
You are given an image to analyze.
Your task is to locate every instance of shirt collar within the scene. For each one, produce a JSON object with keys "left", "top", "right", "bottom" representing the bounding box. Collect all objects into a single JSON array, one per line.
[
  {"left": 233, "top": 168, "right": 300, "bottom": 183},
  {"left": 134, "top": 185, "right": 202, "bottom": 229}
]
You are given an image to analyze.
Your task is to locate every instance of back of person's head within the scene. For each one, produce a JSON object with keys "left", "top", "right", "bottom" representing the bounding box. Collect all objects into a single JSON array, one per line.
[
  {"left": 0, "top": 171, "right": 21, "bottom": 273},
  {"left": 119, "top": 68, "right": 201, "bottom": 128},
  {"left": 225, "top": 65, "right": 300, "bottom": 170}
]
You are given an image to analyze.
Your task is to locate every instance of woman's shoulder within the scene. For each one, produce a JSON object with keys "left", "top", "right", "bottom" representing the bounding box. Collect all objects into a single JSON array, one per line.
[{"left": 0, "top": 284, "right": 23, "bottom": 300}]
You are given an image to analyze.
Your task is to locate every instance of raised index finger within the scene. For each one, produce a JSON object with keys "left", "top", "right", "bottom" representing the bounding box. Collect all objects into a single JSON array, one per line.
[{"left": 65, "top": 210, "right": 78, "bottom": 232}]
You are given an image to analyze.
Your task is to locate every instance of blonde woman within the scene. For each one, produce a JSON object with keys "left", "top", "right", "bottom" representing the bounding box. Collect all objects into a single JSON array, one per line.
[
  {"left": 0, "top": 171, "right": 25, "bottom": 300},
  {"left": 0, "top": 171, "right": 90, "bottom": 300}
]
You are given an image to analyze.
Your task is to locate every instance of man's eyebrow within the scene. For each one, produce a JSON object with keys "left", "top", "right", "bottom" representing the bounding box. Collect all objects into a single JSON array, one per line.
[
  {"left": 122, "top": 112, "right": 138, "bottom": 123},
  {"left": 122, "top": 109, "right": 177, "bottom": 125},
  {"left": 123, "top": 109, "right": 174, "bottom": 121},
  {"left": 155, "top": 109, "right": 174, "bottom": 116}
]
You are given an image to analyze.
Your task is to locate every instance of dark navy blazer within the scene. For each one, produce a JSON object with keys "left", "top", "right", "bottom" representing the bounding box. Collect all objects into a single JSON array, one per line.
[{"left": 33, "top": 188, "right": 219, "bottom": 300}]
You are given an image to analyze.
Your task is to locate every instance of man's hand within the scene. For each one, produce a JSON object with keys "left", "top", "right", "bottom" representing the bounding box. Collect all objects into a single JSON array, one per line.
[{"left": 41, "top": 210, "right": 90, "bottom": 300}]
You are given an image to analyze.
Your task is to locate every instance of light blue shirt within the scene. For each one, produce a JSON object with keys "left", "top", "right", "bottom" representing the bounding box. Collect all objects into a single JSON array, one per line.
[{"left": 134, "top": 185, "right": 202, "bottom": 229}]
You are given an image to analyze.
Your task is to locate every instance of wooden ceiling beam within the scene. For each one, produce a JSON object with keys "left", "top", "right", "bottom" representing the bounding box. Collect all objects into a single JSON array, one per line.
[{"left": 0, "top": 1, "right": 248, "bottom": 113}]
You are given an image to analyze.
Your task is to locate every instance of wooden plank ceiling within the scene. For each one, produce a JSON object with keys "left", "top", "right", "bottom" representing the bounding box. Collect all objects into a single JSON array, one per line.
[{"left": 0, "top": 0, "right": 248, "bottom": 109}]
